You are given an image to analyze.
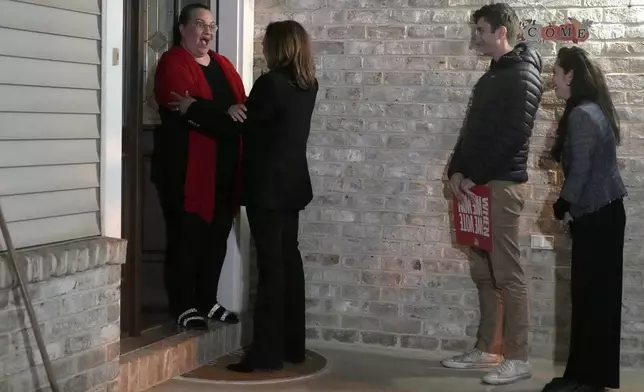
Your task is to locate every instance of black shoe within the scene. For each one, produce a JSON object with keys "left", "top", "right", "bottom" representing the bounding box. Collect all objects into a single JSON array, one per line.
[
  {"left": 176, "top": 308, "right": 208, "bottom": 331},
  {"left": 574, "top": 386, "right": 607, "bottom": 392},
  {"left": 284, "top": 354, "right": 306, "bottom": 364},
  {"left": 541, "top": 378, "right": 605, "bottom": 392},
  {"left": 204, "top": 303, "right": 239, "bottom": 324},
  {"left": 226, "top": 360, "right": 283, "bottom": 373},
  {"left": 541, "top": 377, "right": 576, "bottom": 392}
]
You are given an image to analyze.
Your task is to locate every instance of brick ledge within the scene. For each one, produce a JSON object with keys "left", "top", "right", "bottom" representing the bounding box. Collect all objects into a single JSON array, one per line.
[
  {"left": 0, "top": 236, "right": 127, "bottom": 289},
  {"left": 118, "top": 317, "right": 251, "bottom": 391}
]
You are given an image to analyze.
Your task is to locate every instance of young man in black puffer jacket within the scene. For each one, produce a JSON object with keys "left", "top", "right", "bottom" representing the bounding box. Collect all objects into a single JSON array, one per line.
[{"left": 443, "top": 3, "right": 544, "bottom": 386}]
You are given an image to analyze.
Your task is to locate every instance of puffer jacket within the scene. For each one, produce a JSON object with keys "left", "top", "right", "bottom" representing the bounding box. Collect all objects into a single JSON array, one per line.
[{"left": 447, "top": 43, "right": 544, "bottom": 185}]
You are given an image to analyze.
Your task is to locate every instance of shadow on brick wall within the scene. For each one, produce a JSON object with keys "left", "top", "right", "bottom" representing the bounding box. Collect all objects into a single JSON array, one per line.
[
  {"left": 536, "top": 152, "right": 571, "bottom": 365},
  {"left": 10, "top": 292, "right": 42, "bottom": 390}
]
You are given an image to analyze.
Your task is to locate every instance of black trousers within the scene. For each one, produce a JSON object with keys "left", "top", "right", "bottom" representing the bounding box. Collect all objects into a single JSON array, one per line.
[
  {"left": 245, "top": 208, "right": 306, "bottom": 366},
  {"left": 564, "top": 199, "right": 625, "bottom": 389},
  {"left": 156, "top": 183, "right": 233, "bottom": 318}
]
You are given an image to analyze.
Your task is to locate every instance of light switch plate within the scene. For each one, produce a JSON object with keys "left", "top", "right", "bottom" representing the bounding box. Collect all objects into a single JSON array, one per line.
[{"left": 531, "top": 234, "right": 555, "bottom": 250}]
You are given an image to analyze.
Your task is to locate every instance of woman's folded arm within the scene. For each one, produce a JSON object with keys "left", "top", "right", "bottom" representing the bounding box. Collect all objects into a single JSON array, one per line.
[{"left": 234, "top": 73, "right": 277, "bottom": 133}]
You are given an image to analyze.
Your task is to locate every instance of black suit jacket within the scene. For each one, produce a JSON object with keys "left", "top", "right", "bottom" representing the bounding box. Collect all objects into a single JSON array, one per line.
[{"left": 187, "top": 68, "right": 318, "bottom": 211}]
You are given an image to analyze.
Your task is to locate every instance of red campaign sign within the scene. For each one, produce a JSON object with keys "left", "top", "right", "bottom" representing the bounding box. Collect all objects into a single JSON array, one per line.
[{"left": 453, "top": 185, "right": 493, "bottom": 252}]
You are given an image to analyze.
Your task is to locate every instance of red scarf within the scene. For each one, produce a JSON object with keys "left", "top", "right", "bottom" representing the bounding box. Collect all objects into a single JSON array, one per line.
[{"left": 155, "top": 46, "right": 246, "bottom": 222}]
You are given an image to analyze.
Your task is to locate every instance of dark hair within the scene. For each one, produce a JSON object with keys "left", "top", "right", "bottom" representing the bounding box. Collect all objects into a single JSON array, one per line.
[
  {"left": 172, "top": 3, "right": 210, "bottom": 46},
  {"left": 472, "top": 3, "right": 520, "bottom": 45},
  {"left": 263, "top": 20, "right": 316, "bottom": 90},
  {"left": 550, "top": 46, "right": 621, "bottom": 162}
]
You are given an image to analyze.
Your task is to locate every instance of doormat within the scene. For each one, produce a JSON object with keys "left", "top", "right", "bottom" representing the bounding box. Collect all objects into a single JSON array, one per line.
[{"left": 176, "top": 348, "right": 329, "bottom": 385}]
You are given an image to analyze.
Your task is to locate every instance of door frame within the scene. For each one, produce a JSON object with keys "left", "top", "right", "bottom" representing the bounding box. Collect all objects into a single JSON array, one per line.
[
  {"left": 211, "top": 0, "right": 256, "bottom": 314},
  {"left": 119, "top": 0, "right": 255, "bottom": 337},
  {"left": 100, "top": 0, "right": 124, "bottom": 239},
  {"left": 121, "top": 0, "right": 145, "bottom": 337}
]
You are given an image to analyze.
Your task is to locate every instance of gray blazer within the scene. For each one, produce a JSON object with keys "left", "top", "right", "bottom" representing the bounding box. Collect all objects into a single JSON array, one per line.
[{"left": 560, "top": 101, "right": 627, "bottom": 218}]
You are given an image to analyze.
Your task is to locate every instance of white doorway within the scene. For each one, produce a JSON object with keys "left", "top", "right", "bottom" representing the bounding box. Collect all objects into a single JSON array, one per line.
[
  {"left": 120, "top": 0, "right": 254, "bottom": 336},
  {"left": 212, "top": 0, "right": 255, "bottom": 314}
]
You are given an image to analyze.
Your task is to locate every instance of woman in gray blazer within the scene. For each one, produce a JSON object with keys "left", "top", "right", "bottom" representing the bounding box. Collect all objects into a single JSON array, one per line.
[{"left": 543, "top": 46, "right": 627, "bottom": 392}]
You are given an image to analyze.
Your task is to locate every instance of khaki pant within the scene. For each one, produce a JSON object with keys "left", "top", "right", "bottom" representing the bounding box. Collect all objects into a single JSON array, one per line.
[{"left": 471, "top": 181, "right": 529, "bottom": 361}]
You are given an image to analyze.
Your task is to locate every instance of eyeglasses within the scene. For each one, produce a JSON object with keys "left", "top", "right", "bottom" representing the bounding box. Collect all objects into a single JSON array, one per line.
[{"left": 194, "top": 20, "right": 217, "bottom": 32}]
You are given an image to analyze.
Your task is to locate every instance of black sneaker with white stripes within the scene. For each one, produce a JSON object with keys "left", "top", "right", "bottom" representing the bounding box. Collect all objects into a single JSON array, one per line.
[
  {"left": 205, "top": 303, "right": 239, "bottom": 324},
  {"left": 177, "top": 308, "right": 208, "bottom": 330}
]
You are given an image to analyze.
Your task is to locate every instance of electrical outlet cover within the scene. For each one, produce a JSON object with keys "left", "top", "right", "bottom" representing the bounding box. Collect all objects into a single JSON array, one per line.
[{"left": 531, "top": 235, "right": 555, "bottom": 250}]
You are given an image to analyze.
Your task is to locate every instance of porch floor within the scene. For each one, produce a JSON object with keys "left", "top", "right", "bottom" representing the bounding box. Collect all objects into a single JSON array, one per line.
[{"left": 149, "top": 342, "right": 643, "bottom": 392}]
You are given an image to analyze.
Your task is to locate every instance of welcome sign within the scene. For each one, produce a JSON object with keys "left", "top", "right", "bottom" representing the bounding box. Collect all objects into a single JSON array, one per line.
[
  {"left": 453, "top": 186, "right": 493, "bottom": 252},
  {"left": 521, "top": 17, "right": 591, "bottom": 43}
]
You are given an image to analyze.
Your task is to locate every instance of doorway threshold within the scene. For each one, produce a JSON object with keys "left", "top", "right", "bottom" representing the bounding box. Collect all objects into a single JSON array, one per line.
[
  {"left": 121, "top": 322, "right": 178, "bottom": 355},
  {"left": 118, "top": 316, "right": 251, "bottom": 392}
]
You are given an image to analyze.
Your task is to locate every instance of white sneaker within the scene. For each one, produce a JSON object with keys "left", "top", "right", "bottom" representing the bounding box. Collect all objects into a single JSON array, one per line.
[
  {"left": 441, "top": 348, "right": 503, "bottom": 369},
  {"left": 482, "top": 359, "right": 532, "bottom": 385}
]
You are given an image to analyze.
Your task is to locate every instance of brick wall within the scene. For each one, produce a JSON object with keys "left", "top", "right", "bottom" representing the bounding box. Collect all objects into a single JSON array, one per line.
[
  {"left": 254, "top": 0, "right": 644, "bottom": 367},
  {"left": 0, "top": 238, "right": 126, "bottom": 391}
]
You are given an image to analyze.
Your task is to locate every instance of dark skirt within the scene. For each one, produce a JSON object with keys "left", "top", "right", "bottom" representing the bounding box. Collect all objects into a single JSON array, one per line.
[{"left": 564, "top": 199, "right": 625, "bottom": 389}]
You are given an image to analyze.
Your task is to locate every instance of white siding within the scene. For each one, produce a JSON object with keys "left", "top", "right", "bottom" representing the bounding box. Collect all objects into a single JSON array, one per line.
[{"left": 0, "top": 0, "right": 102, "bottom": 249}]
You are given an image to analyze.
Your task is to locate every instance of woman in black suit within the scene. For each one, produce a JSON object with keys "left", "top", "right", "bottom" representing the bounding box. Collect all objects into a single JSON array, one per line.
[
  {"left": 230, "top": 20, "right": 318, "bottom": 372},
  {"left": 172, "top": 19, "right": 318, "bottom": 372}
]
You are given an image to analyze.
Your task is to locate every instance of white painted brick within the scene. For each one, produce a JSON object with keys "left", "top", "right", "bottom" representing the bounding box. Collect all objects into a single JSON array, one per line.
[
  {"left": 446, "top": 24, "right": 474, "bottom": 39},
  {"left": 432, "top": 10, "right": 471, "bottom": 24},
  {"left": 585, "top": 0, "right": 634, "bottom": 5},
  {"left": 448, "top": 0, "right": 488, "bottom": 5},
  {"left": 350, "top": 71, "right": 383, "bottom": 84},
  {"left": 604, "top": 7, "right": 644, "bottom": 23},
  {"left": 346, "top": 133, "right": 387, "bottom": 147},
  {"left": 326, "top": 116, "right": 365, "bottom": 131},
  {"left": 383, "top": 72, "right": 423, "bottom": 86},
  {"left": 591, "top": 24, "right": 627, "bottom": 40},
  {"left": 347, "top": 10, "right": 391, "bottom": 24},
  {"left": 287, "top": 0, "right": 326, "bottom": 10},
  {"left": 407, "top": 25, "right": 447, "bottom": 38},
  {"left": 366, "top": 25, "right": 406, "bottom": 39},
  {"left": 364, "top": 86, "right": 411, "bottom": 102},
  {"left": 384, "top": 164, "right": 426, "bottom": 180},
  {"left": 365, "top": 150, "right": 407, "bottom": 164},
  {"left": 342, "top": 223, "right": 384, "bottom": 238},
  {"left": 344, "top": 163, "right": 385, "bottom": 177},
  {"left": 322, "top": 55, "right": 362, "bottom": 69},
  {"left": 363, "top": 56, "right": 407, "bottom": 70},
  {"left": 327, "top": 26, "right": 367, "bottom": 39},
  {"left": 310, "top": 10, "right": 346, "bottom": 24},
  {"left": 406, "top": 56, "right": 448, "bottom": 70},
  {"left": 408, "top": 0, "right": 445, "bottom": 6},
  {"left": 426, "top": 41, "right": 471, "bottom": 55},
  {"left": 389, "top": 9, "right": 433, "bottom": 24},
  {"left": 312, "top": 41, "right": 345, "bottom": 55},
  {"left": 384, "top": 40, "right": 426, "bottom": 54},
  {"left": 345, "top": 40, "right": 385, "bottom": 55},
  {"left": 324, "top": 86, "right": 362, "bottom": 100},
  {"left": 365, "top": 118, "right": 413, "bottom": 132}
]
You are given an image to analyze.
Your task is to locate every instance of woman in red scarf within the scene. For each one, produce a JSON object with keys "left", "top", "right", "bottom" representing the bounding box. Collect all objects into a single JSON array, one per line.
[{"left": 152, "top": 4, "right": 245, "bottom": 330}]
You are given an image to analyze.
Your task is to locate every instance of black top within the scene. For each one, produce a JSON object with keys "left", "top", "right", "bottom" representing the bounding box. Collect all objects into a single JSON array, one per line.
[
  {"left": 447, "top": 43, "right": 544, "bottom": 184},
  {"left": 195, "top": 60, "right": 239, "bottom": 205},
  {"left": 152, "top": 59, "right": 241, "bottom": 213},
  {"left": 182, "top": 68, "right": 319, "bottom": 211}
]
